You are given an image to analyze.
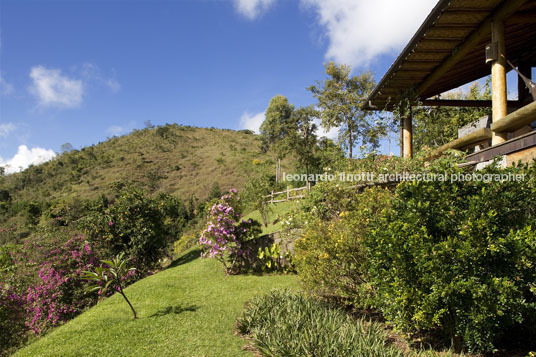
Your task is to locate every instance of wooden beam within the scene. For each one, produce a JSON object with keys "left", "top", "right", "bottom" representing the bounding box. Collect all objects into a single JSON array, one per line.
[
  {"left": 421, "top": 99, "right": 524, "bottom": 108},
  {"left": 491, "top": 20, "right": 508, "bottom": 145},
  {"left": 416, "top": 0, "right": 529, "bottom": 96},
  {"left": 490, "top": 101, "right": 536, "bottom": 133}
]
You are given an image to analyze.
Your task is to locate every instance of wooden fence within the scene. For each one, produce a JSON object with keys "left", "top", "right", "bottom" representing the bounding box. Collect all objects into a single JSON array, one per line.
[
  {"left": 263, "top": 179, "right": 400, "bottom": 204},
  {"left": 264, "top": 182, "right": 311, "bottom": 203}
]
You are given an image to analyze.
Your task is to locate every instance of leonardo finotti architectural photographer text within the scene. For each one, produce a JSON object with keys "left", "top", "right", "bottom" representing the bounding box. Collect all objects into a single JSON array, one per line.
[{"left": 282, "top": 172, "right": 526, "bottom": 183}]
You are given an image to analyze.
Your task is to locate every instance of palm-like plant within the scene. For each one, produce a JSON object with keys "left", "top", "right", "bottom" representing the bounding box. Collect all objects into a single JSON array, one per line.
[{"left": 84, "top": 253, "right": 137, "bottom": 319}]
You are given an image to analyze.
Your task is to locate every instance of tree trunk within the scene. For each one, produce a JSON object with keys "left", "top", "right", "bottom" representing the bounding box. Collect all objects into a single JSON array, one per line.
[
  {"left": 119, "top": 287, "right": 137, "bottom": 319},
  {"left": 348, "top": 121, "right": 353, "bottom": 158}
]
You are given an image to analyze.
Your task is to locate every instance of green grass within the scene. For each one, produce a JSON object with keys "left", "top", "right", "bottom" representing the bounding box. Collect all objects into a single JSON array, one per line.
[
  {"left": 243, "top": 200, "right": 299, "bottom": 235},
  {"left": 14, "top": 249, "right": 298, "bottom": 357}
]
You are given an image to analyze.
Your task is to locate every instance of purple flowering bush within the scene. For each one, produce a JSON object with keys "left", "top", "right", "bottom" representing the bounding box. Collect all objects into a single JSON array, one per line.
[
  {"left": 0, "top": 228, "right": 100, "bottom": 348},
  {"left": 199, "top": 189, "right": 261, "bottom": 274}
]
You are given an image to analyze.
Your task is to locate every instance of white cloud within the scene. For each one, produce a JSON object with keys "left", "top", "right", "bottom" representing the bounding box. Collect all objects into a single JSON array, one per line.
[
  {"left": 106, "top": 125, "right": 126, "bottom": 136},
  {"left": 320, "top": 124, "right": 339, "bottom": 141},
  {"left": 80, "top": 63, "right": 120, "bottom": 93},
  {"left": 234, "top": 0, "right": 275, "bottom": 20},
  {"left": 239, "top": 111, "right": 265, "bottom": 133},
  {"left": 29, "top": 66, "right": 83, "bottom": 108},
  {"left": 0, "top": 123, "right": 16, "bottom": 138},
  {"left": 0, "top": 75, "right": 13, "bottom": 95},
  {"left": 106, "top": 121, "right": 136, "bottom": 136},
  {"left": 301, "top": 0, "right": 436, "bottom": 68},
  {"left": 0, "top": 145, "right": 56, "bottom": 174}
]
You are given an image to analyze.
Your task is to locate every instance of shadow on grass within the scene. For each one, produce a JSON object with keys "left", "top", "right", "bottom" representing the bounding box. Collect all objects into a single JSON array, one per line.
[
  {"left": 169, "top": 248, "right": 201, "bottom": 268},
  {"left": 149, "top": 305, "right": 199, "bottom": 318}
]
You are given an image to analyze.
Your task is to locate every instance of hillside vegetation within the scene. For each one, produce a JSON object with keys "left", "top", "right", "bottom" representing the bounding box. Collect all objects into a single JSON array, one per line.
[
  {"left": 0, "top": 125, "right": 295, "bottom": 241},
  {"left": 1, "top": 125, "right": 290, "bottom": 202}
]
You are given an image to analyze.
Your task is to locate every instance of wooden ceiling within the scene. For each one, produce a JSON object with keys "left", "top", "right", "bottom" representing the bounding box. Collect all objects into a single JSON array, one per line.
[{"left": 366, "top": 0, "right": 536, "bottom": 110}]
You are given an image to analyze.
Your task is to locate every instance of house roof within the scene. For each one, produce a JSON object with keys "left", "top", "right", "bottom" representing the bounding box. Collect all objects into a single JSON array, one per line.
[{"left": 366, "top": 0, "right": 536, "bottom": 110}]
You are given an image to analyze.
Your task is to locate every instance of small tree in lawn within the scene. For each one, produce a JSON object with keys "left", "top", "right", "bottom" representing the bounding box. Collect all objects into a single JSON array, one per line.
[
  {"left": 84, "top": 253, "right": 137, "bottom": 319},
  {"left": 199, "top": 188, "right": 260, "bottom": 274}
]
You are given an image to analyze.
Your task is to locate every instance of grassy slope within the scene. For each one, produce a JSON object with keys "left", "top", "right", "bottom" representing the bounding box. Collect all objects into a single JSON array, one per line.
[
  {"left": 243, "top": 201, "right": 299, "bottom": 235},
  {"left": 15, "top": 249, "right": 298, "bottom": 357}
]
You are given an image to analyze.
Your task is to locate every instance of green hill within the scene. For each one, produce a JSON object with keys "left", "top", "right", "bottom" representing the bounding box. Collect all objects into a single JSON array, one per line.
[
  {"left": 1, "top": 125, "right": 291, "bottom": 202},
  {"left": 0, "top": 125, "right": 296, "bottom": 241},
  {"left": 13, "top": 249, "right": 298, "bottom": 357}
]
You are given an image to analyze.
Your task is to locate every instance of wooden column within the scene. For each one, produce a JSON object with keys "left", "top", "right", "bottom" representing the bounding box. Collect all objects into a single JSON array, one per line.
[
  {"left": 399, "top": 118, "right": 404, "bottom": 157},
  {"left": 491, "top": 20, "right": 508, "bottom": 145},
  {"left": 402, "top": 111, "right": 413, "bottom": 158}
]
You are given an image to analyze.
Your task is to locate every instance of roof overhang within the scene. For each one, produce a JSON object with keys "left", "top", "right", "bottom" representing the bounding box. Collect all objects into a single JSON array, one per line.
[{"left": 366, "top": 0, "right": 536, "bottom": 111}]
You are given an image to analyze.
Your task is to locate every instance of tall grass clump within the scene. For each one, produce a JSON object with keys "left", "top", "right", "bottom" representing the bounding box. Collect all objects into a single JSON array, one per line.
[{"left": 236, "top": 289, "right": 404, "bottom": 357}]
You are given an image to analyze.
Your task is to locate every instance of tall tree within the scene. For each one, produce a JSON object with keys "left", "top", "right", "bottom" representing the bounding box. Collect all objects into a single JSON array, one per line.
[
  {"left": 308, "top": 62, "right": 378, "bottom": 158},
  {"left": 260, "top": 95, "right": 295, "bottom": 160},
  {"left": 291, "top": 105, "right": 318, "bottom": 177}
]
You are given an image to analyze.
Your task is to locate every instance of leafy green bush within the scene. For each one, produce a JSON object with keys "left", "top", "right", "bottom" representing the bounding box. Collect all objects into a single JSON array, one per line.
[
  {"left": 81, "top": 187, "right": 187, "bottom": 271},
  {"left": 366, "top": 163, "right": 536, "bottom": 352},
  {"left": 294, "top": 186, "right": 391, "bottom": 307},
  {"left": 236, "top": 289, "right": 404, "bottom": 357}
]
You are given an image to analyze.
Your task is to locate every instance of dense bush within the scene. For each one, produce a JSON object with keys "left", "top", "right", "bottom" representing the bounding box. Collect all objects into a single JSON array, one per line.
[
  {"left": 7, "top": 230, "right": 99, "bottom": 335},
  {"left": 366, "top": 163, "right": 536, "bottom": 352},
  {"left": 295, "top": 186, "right": 391, "bottom": 308},
  {"left": 81, "top": 187, "right": 187, "bottom": 271},
  {"left": 237, "top": 289, "right": 405, "bottom": 357}
]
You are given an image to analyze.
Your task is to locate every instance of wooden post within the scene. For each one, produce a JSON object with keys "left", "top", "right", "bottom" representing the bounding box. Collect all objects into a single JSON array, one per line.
[
  {"left": 402, "top": 111, "right": 413, "bottom": 158},
  {"left": 286, "top": 186, "right": 290, "bottom": 201},
  {"left": 399, "top": 118, "right": 404, "bottom": 157},
  {"left": 491, "top": 20, "right": 508, "bottom": 145}
]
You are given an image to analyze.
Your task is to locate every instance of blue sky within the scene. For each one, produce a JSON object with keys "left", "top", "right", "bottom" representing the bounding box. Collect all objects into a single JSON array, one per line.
[{"left": 0, "top": 0, "right": 445, "bottom": 173}]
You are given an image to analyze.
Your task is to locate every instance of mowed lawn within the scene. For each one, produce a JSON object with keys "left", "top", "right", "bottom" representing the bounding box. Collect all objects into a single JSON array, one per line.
[{"left": 15, "top": 249, "right": 298, "bottom": 357}]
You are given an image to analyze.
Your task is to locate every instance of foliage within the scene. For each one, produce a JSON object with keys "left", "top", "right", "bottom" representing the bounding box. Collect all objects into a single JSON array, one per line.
[
  {"left": 294, "top": 187, "right": 391, "bottom": 307},
  {"left": 0, "top": 229, "right": 100, "bottom": 344},
  {"left": 84, "top": 253, "right": 137, "bottom": 319},
  {"left": 242, "top": 171, "right": 277, "bottom": 227},
  {"left": 198, "top": 189, "right": 262, "bottom": 274},
  {"left": 0, "top": 282, "right": 26, "bottom": 356},
  {"left": 256, "top": 242, "right": 294, "bottom": 273},
  {"left": 259, "top": 95, "right": 295, "bottom": 160},
  {"left": 308, "top": 61, "right": 381, "bottom": 158},
  {"left": 173, "top": 232, "right": 198, "bottom": 257},
  {"left": 236, "top": 289, "right": 405, "bottom": 357},
  {"left": 366, "top": 162, "right": 536, "bottom": 352},
  {"left": 81, "top": 186, "right": 185, "bottom": 271},
  {"left": 412, "top": 82, "right": 491, "bottom": 152},
  {"left": 0, "top": 125, "right": 295, "bottom": 243},
  {"left": 291, "top": 105, "right": 320, "bottom": 176}
]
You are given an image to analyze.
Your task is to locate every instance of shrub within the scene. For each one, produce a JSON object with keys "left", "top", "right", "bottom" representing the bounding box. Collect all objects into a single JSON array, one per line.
[
  {"left": 294, "top": 186, "right": 391, "bottom": 307},
  {"left": 366, "top": 163, "right": 536, "bottom": 352},
  {"left": 81, "top": 187, "right": 185, "bottom": 271},
  {"left": 198, "top": 189, "right": 262, "bottom": 274},
  {"left": 236, "top": 289, "right": 404, "bottom": 357}
]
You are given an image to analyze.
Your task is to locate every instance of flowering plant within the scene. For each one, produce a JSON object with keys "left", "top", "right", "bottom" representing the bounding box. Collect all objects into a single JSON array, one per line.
[{"left": 199, "top": 189, "right": 259, "bottom": 274}]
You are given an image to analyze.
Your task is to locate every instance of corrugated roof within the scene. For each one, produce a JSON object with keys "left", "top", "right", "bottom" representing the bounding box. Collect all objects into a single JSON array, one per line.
[{"left": 366, "top": 0, "right": 536, "bottom": 110}]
